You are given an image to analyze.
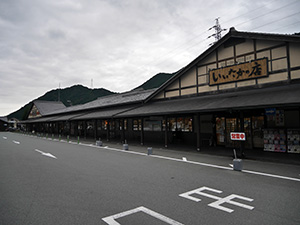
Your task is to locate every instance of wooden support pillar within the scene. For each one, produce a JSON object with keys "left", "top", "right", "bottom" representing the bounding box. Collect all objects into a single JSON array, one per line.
[
  {"left": 106, "top": 120, "right": 110, "bottom": 141},
  {"left": 73, "top": 121, "right": 77, "bottom": 137},
  {"left": 240, "top": 111, "right": 245, "bottom": 158},
  {"left": 56, "top": 122, "right": 59, "bottom": 135},
  {"left": 164, "top": 116, "right": 168, "bottom": 148},
  {"left": 140, "top": 118, "right": 144, "bottom": 146},
  {"left": 83, "top": 121, "right": 87, "bottom": 139},
  {"left": 196, "top": 113, "right": 201, "bottom": 151},
  {"left": 94, "top": 119, "right": 97, "bottom": 140},
  {"left": 122, "top": 119, "right": 126, "bottom": 143}
]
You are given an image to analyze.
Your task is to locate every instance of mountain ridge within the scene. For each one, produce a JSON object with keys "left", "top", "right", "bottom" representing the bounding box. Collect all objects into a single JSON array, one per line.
[{"left": 8, "top": 71, "right": 177, "bottom": 120}]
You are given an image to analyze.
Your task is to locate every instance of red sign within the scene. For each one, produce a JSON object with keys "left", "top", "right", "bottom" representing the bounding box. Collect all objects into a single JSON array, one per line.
[{"left": 230, "top": 132, "right": 246, "bottom": 141}]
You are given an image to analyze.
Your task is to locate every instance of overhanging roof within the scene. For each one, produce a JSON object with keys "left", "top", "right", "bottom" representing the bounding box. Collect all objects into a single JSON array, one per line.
[
  {"left": 71, "top": 106, "right": 134, "bottom": 120},
  {"left": 116, "top": 83, "right": 300, "bottom": 117},
  {"left": 46, "top": 88, "right": 156, "bottom": 116}
]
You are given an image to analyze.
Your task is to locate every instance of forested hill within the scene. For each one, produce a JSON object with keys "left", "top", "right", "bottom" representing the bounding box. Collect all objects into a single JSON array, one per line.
[
  {"left": 8, "top": 85, "right": 114, "bottom": 120},
  {"left": 134, "top": 72, "right": 176, "bottom": 90},
  {"left": 8, "top": 71, "right": 178, "bottom": 120}
]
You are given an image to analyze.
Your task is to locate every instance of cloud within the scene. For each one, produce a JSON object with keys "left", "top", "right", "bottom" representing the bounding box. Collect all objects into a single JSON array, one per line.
[{"left": 0, "top": 0, "right": 299, "bottom": 116}]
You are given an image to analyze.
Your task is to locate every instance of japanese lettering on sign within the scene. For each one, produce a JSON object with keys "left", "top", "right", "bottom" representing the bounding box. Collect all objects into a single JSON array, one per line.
[
  {"left": 209, "top": 58, "right": 268, "bottom": 85},
  {"left": 230, "top": 132, "right": 246, "bottom": 141}
]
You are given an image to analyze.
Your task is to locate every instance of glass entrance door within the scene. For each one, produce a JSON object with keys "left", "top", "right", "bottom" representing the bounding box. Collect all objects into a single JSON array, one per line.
[
  {"left": 252, "top": 116, "right": 264, "bottom": 148},
  {"left": 226, "top": 118, "right": 237, "bottom": 147},
  {"left": 225, "top": 117, "right": 252, "bottom": 148}
]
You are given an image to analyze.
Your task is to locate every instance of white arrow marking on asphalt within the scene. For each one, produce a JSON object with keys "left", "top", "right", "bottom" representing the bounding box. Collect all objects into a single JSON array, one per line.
[
  {"left": 13, "top": 140, "right": 20, "bottom": 144},
  {"left": 3, "top": 136, "right": 7, "bottom": 140},
  {"left": 35, "top": 149, "right": 57, "bottom": 159}
]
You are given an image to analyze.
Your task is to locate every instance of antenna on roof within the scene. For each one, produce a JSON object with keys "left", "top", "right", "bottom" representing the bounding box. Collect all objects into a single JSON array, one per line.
[{"left": 208, "top": 17, "right": 226, "bottom": 46}]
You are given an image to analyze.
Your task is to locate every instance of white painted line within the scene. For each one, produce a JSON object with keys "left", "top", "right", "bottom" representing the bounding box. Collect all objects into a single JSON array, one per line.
[
  {"left": 26, "top": 134, "right": 300, "bottom": 182},
  {"left": 102, "top": 206, "right": 184, "bottom": 225},
  {"left": 182, "top": 157, "right": 187, "bottom": 161},
  {"left": 242, "top": 169, "right": 300, "bottom": 182},
  {"left": 88, "top": 145, "right": 300, "bottom": 182},
  {"left": 13, "top": 140, "right": 20, "bottom": 145},
  {"left": 3, "top": 136, "right": 7, "bottom": 140},
  {"left": 34, "top": 149, "right": 57, "bottom": 159},
  {"left": 151, "top": 154, "right": 233, "bottom": 171}
]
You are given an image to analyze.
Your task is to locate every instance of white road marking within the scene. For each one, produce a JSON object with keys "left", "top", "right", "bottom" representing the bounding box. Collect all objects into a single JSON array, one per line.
[
  {"left": 34, "top": 149, "right": 57, "bottom": 159},
  {"left": 229, "top": 164, "right": 233, "bottom": 168},
  {"left": 102, "top": 206, "right": 184, "bottom": 225},
  {"left": 3, "top": 136, "right": 7, "bottom": 139},
  {"left": 25, "top": 134, "right": 300, "bottom": 182},
  {"left": 182, "top": 157, "right": 187, "bottom": 161},
  {"left": 151, "top": 154, "right": 233, "bottom": 170},
  {"left": 242, "top": 169, "right": 300, "bottom": 182},
  {"left": 13, "top": 140, "right": 20, "bottom": 144},
  {"left": 209, "top": 194, "right": 254, "bottom": 213},
  {"left": 179, "top": 186, "right": 254, "bottom": 213},
  {"left": 91, "top": 145, "right": 300, "bottom": 182}
]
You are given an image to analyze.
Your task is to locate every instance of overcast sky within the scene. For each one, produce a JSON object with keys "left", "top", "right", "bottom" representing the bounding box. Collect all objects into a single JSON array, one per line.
[{"left": 0, "top": 0, "right": 299, "bottom": 116}]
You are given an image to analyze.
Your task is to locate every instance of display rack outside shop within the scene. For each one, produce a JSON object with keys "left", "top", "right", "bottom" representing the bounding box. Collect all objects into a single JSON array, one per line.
[{"left": 264, "top": 129, "right": 300, "bottom": 153}]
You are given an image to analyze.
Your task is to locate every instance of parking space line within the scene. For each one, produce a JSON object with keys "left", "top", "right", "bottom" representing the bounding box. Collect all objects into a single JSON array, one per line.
[
  {"left": 102, "top": 206, "right": 184, "bottom": 225},
  {"left": 242, "top": 169, "right": 300, "bottom": 182}
]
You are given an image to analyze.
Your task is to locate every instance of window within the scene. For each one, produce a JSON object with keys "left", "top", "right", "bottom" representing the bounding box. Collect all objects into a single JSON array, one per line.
[
  {"left": 119, "top": 119, "right": 127, "bottom": 130},
  {"left": 167, "top": 117, "right": 193, "bottom": 132},
  {"left": 144, "top": 120, "right": 161, "bottom": 131},
  {"left": 102, "top": 120, "right": 108, "bottom": 130},
  {"left": 133, "top": 119, "right": 142, "bottom": 131}
]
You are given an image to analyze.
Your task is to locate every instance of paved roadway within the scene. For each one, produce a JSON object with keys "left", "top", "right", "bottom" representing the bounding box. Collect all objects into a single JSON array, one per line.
[{"left": 0, "top": 132, "right": 300, "bottom": 225}]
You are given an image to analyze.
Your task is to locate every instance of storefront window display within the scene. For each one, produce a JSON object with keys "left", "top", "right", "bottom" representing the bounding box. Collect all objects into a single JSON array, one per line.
[
  {"left": 217, "top": 117, "right": 253, "bottom": 148},
  {"left": 225, "top": 118, "right": 237, "bottom": 147},
  {"left": 133, "top": 119, "right": 142, "bottom": 131},
  {"left": 166, "top": 117, "right": 193, "bottom": 132},
  {"left": 102, "top": 120, "right": 108, "bottom": 130},
  {"left": 86, "top": 121, "right": 94, "bottom": 137},
  {"left": 119, "top": 119, "right": 127, "bottom": 130},
  {"left": 265, "top": 108, "right": 285, "bottom": 127},
  {"left": 216, "top": 117, "right": 225, "bottom": 145}
]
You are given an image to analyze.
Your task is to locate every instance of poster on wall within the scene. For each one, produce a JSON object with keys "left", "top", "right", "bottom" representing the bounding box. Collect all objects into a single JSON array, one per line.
[
  {"left": 265, "top": 108, "right": 285, "bottom": 127},
  {"left": 275, "top": 110, "right": 285, "bottom": 127}
]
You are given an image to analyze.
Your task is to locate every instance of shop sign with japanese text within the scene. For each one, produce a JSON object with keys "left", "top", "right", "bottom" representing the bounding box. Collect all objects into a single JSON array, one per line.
[
  {"left": 230, "top": 132, "right": 246, "bottom": 141},
  {"left": 209, "top": 58, "right": 268, "bottom": 85}
]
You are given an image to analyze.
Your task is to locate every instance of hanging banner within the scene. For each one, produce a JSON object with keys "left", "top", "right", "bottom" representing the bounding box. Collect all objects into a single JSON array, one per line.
[{"left": 209, "top": 58, "right": 268, "bottom": 85}]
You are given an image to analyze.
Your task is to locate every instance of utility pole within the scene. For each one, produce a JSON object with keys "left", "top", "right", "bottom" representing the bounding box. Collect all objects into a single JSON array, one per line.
[{"left": 208, "top": 17, "right": 226, "bottom": 46}]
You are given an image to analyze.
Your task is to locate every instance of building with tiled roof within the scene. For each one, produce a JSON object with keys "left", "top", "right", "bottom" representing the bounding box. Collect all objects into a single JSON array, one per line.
[{"left": 22, "top": 28, "right": 300, "bottom": 156}]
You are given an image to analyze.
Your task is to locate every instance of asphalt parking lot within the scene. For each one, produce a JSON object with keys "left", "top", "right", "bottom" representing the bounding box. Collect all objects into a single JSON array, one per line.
[{"left": 1, "top": 132, "right": 300, "bottom": 225}]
